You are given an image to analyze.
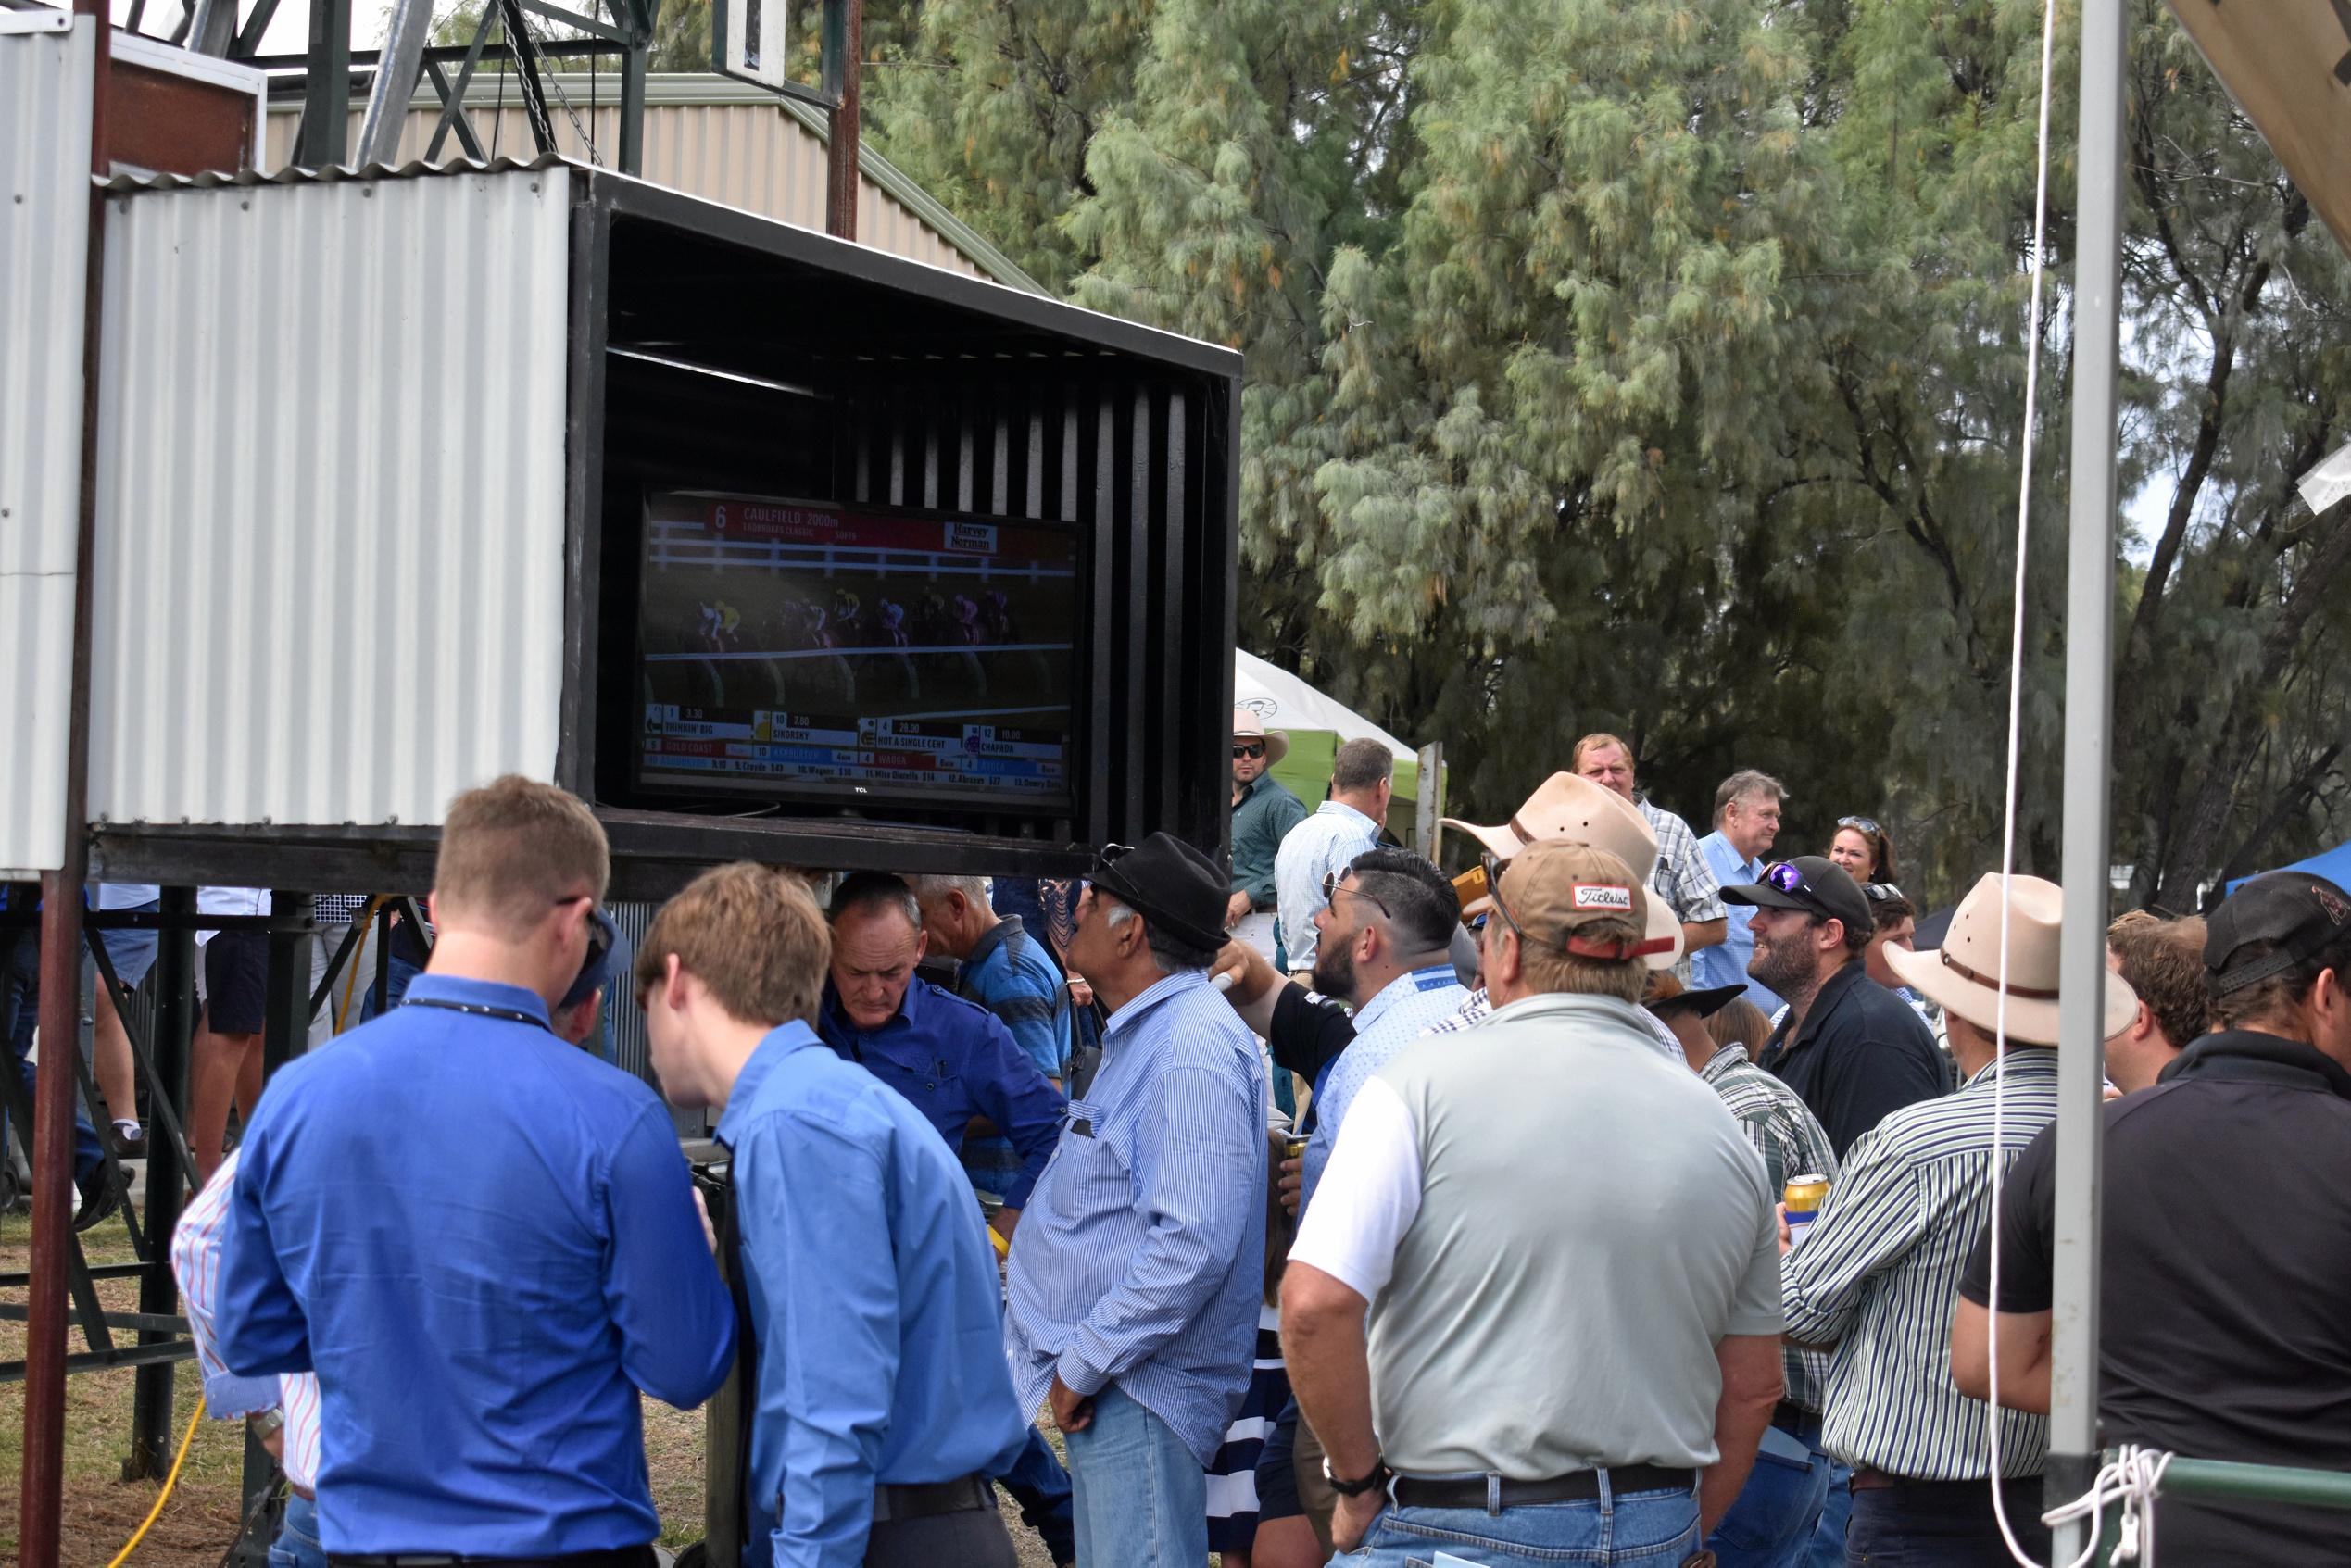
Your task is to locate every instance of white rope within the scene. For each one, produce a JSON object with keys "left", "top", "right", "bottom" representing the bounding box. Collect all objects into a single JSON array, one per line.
[{"left": 1980, "top": 0, "right": 2168, "bottom": 1562}]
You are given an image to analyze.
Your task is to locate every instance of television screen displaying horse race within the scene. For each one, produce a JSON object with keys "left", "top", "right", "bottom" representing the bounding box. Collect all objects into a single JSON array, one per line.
[{"left": 633, "top": 491, "right": 1079, "bottom": 807}]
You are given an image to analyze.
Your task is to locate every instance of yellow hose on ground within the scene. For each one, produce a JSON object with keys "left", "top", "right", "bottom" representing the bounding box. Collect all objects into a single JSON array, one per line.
[{"left": 104, "top": 1394, "right": 206, "bottom": 1568}]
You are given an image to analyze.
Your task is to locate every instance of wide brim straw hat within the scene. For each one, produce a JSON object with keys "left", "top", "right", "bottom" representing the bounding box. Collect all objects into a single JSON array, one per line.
[{"left": 1885, "top": 872, "right": 2137, "bottom": 1046}]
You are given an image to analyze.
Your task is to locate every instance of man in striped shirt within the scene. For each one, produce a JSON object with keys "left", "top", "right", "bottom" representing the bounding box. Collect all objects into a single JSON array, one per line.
[{"left": 1779, "top": 872, "right": 2136, "bottom": 1567}]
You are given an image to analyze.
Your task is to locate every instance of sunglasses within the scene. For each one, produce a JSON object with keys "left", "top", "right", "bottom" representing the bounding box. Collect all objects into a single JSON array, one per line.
[
  {"left": 1860, "top": 881, "right": 1907, "bottom": 903},
  {"left": 1321, "top": 868, "right": 1392, "bottom": 921},
  {"left": 1233, "top": 743, "right": 1267, "bottom": 759},
  {"left": 1479, "top": 851, "right": 1528, "bottom": 947},
  {"left": 1838, "top": 815, "right": 1882, "bottom": 835}
]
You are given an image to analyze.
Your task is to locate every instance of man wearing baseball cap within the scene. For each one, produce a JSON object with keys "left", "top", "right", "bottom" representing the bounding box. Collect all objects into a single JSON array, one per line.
[
  {"left": 1955, "top": 870, "right": 2351, "bottom": 1562},
  {"left": 1782, "top": 872, "right": 2136, "bottom": 1565},
  {"left": 1727, "top": 855, "right": 1945, "bottom": 1159},
  {"left": 1003, "top": 833, "right": 1268, "bottom": 1567},
  {"left": 1227, "top": 708, "right": 1306, "bottom": 965},
  {"left": 1284, "top": 840, "right": 1784, "bottom": 1567}
]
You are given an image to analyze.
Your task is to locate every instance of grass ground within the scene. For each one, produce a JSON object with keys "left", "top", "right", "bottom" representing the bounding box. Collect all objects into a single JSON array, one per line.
[{"left": 0, "top": 1208, "right": 1060, "bottom": 1565}]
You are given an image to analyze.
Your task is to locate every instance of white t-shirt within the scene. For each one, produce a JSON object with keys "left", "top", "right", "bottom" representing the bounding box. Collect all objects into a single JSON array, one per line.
[
  {"left": 94, "top": 883, "right": 160, "bottom": 909},
  {"left": 196, "top": 886, "right": 269, "bottom": 947},
  {"left": 1288, "top": 1076, "right": 1423, "bottom": 1301}
]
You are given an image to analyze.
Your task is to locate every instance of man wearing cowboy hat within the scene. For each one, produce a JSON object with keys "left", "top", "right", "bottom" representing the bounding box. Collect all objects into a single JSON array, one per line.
[
  {"left": 1003, "top": 833, "right": 1267, "bottom": 1568},
  {"left": 1227, "top": 708, "right": 1307, "bottom": 965},
  {"left": 1954, "top": 870, "right": 2351, "bottom": 1563},
  {"left": 1779, "top": 872, "right": 2138, "bottom": 1566},
  {"left": 1284, "top": 840, "right": 1784, "bottom": 1567},
  {"left": 1726, "top": 855, "right": 1944, "bottom": 1159}
]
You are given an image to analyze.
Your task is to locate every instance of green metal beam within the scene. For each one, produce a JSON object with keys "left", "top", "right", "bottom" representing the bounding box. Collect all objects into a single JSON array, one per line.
[{"left": 2159, "top": 1458, "right": 2351, "bottom": 1512}]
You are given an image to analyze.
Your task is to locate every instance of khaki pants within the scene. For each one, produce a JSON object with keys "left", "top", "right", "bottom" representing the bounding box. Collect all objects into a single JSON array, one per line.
[{"left": 1292, "top": 1403, "right": 1339, "bottom": 1557}]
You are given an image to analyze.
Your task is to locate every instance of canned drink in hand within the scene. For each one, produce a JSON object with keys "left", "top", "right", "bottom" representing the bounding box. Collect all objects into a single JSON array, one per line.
[{"left": 1784, "top": 1173, "right": 1829, "bottom": 1245}]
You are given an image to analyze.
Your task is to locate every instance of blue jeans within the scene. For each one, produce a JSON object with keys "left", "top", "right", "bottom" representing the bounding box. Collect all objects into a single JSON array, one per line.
[
  {"left": 1062, "top": 1386, "right": 1206, "bottom": 1568},
  {"left": 1844, "top": 1479, "right": 2047, "bottom": 1567},
  {"left": 1339, "top": 1479, "right": 1701, "bottom": 1568},
  {"left": 1711, "top": 1424, "right": 1833, "bottom": 1568},
  {"left": 1808, "top": 1461, "right": 1853, "bottom": 1568},
  {"left": 268, "top": 1491, "right": 326, "bottom": 1568},
  {"left": 999, "top": 1423, "right": 1076, "bottom": 1564}
]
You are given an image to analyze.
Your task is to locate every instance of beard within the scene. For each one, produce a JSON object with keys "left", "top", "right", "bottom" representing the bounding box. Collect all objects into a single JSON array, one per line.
[
  {"left": 1311, "top": 938, "right": 1357, "bottom": 1003},
  {"left": 1748, "top": 929, "right": 1815, "bottom": 999}
]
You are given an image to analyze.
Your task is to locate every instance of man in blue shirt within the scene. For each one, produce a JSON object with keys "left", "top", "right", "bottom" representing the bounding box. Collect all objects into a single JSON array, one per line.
[
  {"left": 1694, "top": 769, "right": 1791, "bottom": 1017},
  {"left": 639, "top": 862, "right": 1030, "bottom": 1568},
  {"left": 215, "top": 777, "right": 735, "bottom": 1562},
  {"left": 1275, "top": 738, "right": 1395, "bottom": 978},
  {"left": 817, "top": 872, "right": 1064, "bottom": 1233},
  {"left": 1006, "top": 833, "right": 1268, "bottom": 1568}
]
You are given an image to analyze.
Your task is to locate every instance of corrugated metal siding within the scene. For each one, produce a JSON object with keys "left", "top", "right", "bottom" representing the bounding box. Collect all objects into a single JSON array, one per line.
[
  {"left": 261, "top": 97, "right": 986, "bottom": 280},
  {"left": 0, "top": 17, "right": 96, "bottom": 877},
  {"left": 89, "top": 167, "right": 571, "bottom": 830}
]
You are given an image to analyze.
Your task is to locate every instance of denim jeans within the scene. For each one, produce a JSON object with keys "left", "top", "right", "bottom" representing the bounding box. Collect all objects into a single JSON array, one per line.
[
  {"left": 268, "top": 1491, "right": 327, "bottom": 1568},
  {"left": 1807, "top": 1462, "right": 1853, "bottom": 1568},
  {"left": 1339, "top": 1480, "right": 1701, "bottom": 1568},
  {"left": 1844, "top": 1479, "right": 2048, "bottom": 1567},
  {"left": 1062, "top": 1385, "right": 1207, "bottom": 1568},
  {"left": 1711, "top": 1423, "right": 1833, "bottom": 1568},
  {"left": 999, "top": 1423, "right": 1076, "bottom": 1564}
]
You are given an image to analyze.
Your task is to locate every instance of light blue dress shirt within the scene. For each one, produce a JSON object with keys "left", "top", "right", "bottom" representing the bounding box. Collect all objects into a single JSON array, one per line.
[
  {"left": 722, "top": 1021, "right": 1031, "bottom": 1568},
  {"left": 1301, "top": 965, "right": 1469, "bottom": 1212},
  {"left": 1693, "top": 831, "right": 1789, "bottom": 1017},
  {"left": 1275, "top": 799, "right": 1383, "bottom": 970},
  {"left": 1002, "top": 969, "right": 1268, "bottom": 1466},
  {"left": 217, "top": 974, "right": 735, "bottom": 1556}
]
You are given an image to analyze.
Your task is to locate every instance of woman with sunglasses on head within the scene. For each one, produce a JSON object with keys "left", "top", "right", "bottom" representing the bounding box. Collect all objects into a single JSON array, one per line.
[{"left": 1827, "top": 815, "right": 1897, "bottom": 885}]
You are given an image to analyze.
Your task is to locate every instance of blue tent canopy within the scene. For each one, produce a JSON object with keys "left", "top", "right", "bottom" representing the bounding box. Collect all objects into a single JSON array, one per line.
[{"left": 2224, "top": 837, "right": 2351, "bottom": 896}]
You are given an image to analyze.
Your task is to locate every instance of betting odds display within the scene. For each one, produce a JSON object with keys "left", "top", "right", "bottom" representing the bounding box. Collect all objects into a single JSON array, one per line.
[{"left": 635, "top": 492, "right": 1078, "bottom": 806}]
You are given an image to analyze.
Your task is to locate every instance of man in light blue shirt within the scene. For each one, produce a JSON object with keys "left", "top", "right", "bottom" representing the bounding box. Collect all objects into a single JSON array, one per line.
[
  {"left": 1694, "top": 769, "right": 1791, "bottom": 1018},
  {"left": 1300, "top": 847, "right": 1469, "bottom": 1212},
  {"left": 640, "top": 862, "right": 1031, "bottom": 1568},
  {"left": 1006, "top": 834, "right": 1267, "bottom": 1568},
  {"left": 1276, "top": 738, "right": 1395, "bottom": 976},
  {"left": 217, "top": 778, "right": 735, "bottom": 1561}
]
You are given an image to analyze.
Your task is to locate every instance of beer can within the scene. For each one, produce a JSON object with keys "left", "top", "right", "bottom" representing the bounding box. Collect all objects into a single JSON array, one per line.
[
  {"left": 1284, "top": 1134, "right": 1309, "bottom": 1162},
  {"left": 1783, "top": 1173, "right": 1830, "bottom": 1245}
]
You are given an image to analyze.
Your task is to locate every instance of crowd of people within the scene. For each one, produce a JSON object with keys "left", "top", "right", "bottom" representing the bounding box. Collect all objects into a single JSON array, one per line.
[{"left": 16, "top": 709, "right": 2335, "bottom": 1568}]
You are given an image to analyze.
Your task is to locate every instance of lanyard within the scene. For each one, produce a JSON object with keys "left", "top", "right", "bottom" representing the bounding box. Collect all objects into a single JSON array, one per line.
[{"left": 400, "top": 997, "right": 552, "bottom": 1035}]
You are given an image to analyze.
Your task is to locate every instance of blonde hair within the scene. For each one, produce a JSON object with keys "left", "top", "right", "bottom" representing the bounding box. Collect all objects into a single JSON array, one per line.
[
  {"left": 434, "top": 776, "right": 609, "bottom": 940},
  {"left": 636, "top": 862, "right": 831, "bottom": 1028}
]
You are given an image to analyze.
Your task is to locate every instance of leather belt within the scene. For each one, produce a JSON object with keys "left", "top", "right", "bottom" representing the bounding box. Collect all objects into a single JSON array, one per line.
[
  {"left": 1391, "top": 1465, "right": 1695, "bottom": 1512},
  {"left": 873, "top": 1473, "right": 994, "bottom": 1524},
  {"left": 329, "top": 1550, "right": 654, "bottom": 1568},
  {"left": 1848, "top": 1470, "right": 2028, "bottom": 1494}
]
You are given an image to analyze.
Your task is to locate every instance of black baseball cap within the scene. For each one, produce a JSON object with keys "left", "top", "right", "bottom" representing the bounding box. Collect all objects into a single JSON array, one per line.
[
  {"left": 1089, "top": 833, "right": 1231, "bottom": 951},
  {"left": 1722, "top": 855, "right": 1875, "bottom": 941},
  {"left": 1652, "top": 981, "right": 1748, "bottom": 1019},
  {"left": 2206, "top": 871, "right": 2351, "bottom": 997}
]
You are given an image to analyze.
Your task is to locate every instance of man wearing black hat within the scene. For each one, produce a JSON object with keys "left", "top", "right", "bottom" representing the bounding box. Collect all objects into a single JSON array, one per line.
[
  {"left": 1002, "top": 833, "right": 1269, "bottom": 1568},
  {"left": 1727, "top": 856, "right": 1944, "bottom": 1159},
  {"left": 1955, "top": 870, "right": 2351, "bottom": 1563}
]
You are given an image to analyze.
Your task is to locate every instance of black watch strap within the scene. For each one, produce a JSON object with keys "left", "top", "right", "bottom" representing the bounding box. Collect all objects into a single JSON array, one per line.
[{"left": 1325, "top": 1456, "right": 1391, "bottom": 1498}]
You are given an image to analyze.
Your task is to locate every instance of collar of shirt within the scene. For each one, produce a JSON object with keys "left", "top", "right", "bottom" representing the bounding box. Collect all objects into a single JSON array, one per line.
[
  {"left": 1314, "top": 797, "right": 1378, "bottom": 833},
  {"left": 400, "top": 972, "right": 555, "bottom": 1030},
  {"left": 1956, "top": 1045, "right": 2059, "bottom": 1093},
  {"left": 1352, "top": 963, "right": 1465, "bottom": 1037},
  {"left": 820, "top": 970, "right": 932, "bottom": 1039},
  {"left": 1697, "top": 831, "right": 1763, "bottom": 882},
  {"left": 1771, "top": 959, "right": 1869, "bottom": 1053},
  {"left": 1103, "top": 968, "right": 1213, "bottom": 1039},
  {"left": 715, "top": 1020, "right": 828, "bottom": 1150},
  {"left": 1702, "top": 1042, "right": 1754, "bottom": 1081},
  {"left": 965, "top": 915, "right": 1025, "bottom": 973},
  {"left": 1236, "top": 773, "right": 1273, "bottom": 806},
  {"left": 1482, "top": 989, "right": 1658, "bottom": 1038},
  {"left": 2160, "top": 1028, "right": 2351, "bottom": 1098}
]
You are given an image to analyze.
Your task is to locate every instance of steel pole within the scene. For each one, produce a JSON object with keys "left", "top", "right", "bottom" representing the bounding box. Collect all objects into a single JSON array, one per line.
[
  {"left": 21, "top": 5, "right": 108, "bottom": 1560},
  {"left": 822, "top": 0, "right": 863, "bottom": 240},
  {"left": 2047, "top": 0, "right": 2129, "bottom": 1553},
  {"left": 126, "top": 888, "right": 195, "bottom": 1478},
  {"left": 296, "top": 0, "right": 353, "bottom": 168},
  {"left": 355, "top": 0, "right": 436, "bottom": 167}
]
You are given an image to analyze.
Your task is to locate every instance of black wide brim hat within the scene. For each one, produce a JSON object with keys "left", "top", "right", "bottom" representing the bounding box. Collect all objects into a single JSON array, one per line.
[{"left": 1090, "top": 833, "right": 1232, "bottom": 951}]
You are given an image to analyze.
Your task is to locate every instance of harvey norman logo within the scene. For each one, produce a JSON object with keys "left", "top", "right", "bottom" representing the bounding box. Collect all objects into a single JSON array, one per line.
[
  {"left": 1571, "top": 884, "right": 1635, "bottom": 912},
  {"left": 945, "top": 521, "right": 999, "bottom": 553}
]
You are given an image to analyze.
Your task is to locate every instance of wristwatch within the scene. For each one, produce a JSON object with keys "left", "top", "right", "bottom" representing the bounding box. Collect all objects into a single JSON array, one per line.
[
  {"left": 1323, "top": 1454, "right": 1392, "bottom": 1498},
  {"left": 247, "top": 1409, "right": 284, "bottom": 1439}
]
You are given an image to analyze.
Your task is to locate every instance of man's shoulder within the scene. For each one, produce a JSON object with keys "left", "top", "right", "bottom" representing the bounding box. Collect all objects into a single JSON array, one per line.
[
  {"left": 913, "top": 978, "right": 1019, "bottom": 1043},
  {"left": 738, "top": 1043, "right": 917, "bottom": 1148},
  {"left": 1822, "top": 971, "right": 1936, "bottom": 1047}
]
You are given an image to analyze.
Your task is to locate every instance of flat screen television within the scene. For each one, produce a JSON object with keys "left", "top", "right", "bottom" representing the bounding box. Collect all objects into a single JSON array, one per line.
[{"left": 631, "top": 490, "right": 1080, "bottom": 812}]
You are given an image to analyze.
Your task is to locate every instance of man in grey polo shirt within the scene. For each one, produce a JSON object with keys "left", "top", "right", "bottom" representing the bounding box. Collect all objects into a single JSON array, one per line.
[{"left": 1283, "top": 840, "right": 1785, "bottom": 1568}]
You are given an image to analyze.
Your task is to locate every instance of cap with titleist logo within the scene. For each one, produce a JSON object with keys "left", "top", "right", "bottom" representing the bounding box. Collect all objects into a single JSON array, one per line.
[
  {"left": 1572, "top": 884, "right": 1635, "bottom": 912},
  {"left": 1495, "top": 842, "right": 1675, "bottom": 963},
  {"left": 2206, "top": 870, "right": 2351, "bottom": 997}
]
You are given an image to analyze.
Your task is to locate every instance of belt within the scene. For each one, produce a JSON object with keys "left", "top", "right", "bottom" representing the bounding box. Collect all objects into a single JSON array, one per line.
[
  {"left": 873, "top": 1474, "right": 994, "bottom": 1524},
  {"left": 1771, "top": 1400, "right": 1818, "bottom": 1432},
  {"left": 1390, "top": 1465, "right": 1695, "bottom": 1512},
  {"left": 328, "top": 1551, "right": 654, "bottom": 1568},
  {"left": 1848, "top": 1471, "right": 2034, "bottom": 1494}
]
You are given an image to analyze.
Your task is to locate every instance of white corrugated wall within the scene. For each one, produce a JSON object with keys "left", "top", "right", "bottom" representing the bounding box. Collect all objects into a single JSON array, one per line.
[
  {"left": 89, "top": 168, "right": 572, "bottom": 830},
  {"left": 0, "top": 15, "right": 97, "bottom": 877}
]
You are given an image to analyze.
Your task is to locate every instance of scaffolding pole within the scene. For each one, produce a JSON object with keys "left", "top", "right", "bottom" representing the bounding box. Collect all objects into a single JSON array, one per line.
[{"left": 2048, "top": 0, "right": 2129, "bottom": 1554}]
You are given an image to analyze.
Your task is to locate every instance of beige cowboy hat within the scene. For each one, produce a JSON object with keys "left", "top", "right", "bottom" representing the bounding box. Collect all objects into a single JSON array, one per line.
[
  {"left": 1885, "top": 872, "right": 2138, "bottom": 1046},
  {"left": 1232, "top": 706, "right": 1289, "bottom": 767},
  {"left": 1445, "top": 771, "right": 1682, "bottom": 971}
]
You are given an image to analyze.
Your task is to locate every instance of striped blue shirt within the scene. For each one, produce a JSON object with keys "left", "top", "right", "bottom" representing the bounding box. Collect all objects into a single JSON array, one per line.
[
  {"left": 1003, "top": 969, "right": 1268, "bottom": 1466},
  {"left": 1301, "top": 965, "right": 1469, "bottom": 1211},
  {"left": 1274, "top": 800, "right": 1382, "bottom": 970},
  {"left": 1781, "top": 1048, "right": 2058, "bottom": 1480}
]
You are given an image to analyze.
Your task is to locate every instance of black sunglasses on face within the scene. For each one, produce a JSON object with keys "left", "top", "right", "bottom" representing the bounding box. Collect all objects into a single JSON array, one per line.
[{"left": 1233, "top": 743, "right": 1267, "bottom": 759}]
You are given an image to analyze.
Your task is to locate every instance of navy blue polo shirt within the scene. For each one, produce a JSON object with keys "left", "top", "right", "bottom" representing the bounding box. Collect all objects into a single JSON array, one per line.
[{"left": 816, "top": 974, "right": 1065, "bottom": 1210}]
